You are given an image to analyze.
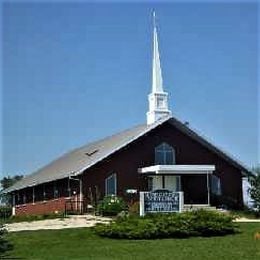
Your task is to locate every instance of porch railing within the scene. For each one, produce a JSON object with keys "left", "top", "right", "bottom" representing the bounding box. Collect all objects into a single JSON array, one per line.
[{"left": 65, "top": 199, "right": 87, "bottom": 215}]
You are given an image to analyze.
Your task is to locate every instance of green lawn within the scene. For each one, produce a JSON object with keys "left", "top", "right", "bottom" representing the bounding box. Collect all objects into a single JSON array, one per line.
[{"left": 5, "top": 223, "right": 260, "bottom": 260}]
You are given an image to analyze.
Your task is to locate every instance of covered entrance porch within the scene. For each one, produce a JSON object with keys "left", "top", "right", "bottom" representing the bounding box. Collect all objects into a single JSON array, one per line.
[{"left": 139, "top": 165, "right": 215, "bottom": 208}]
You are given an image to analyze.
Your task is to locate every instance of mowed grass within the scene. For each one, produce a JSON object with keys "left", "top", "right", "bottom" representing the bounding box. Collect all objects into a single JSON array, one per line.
[{"left": 6, "top": 223, "right": 260, "bottom": 260}]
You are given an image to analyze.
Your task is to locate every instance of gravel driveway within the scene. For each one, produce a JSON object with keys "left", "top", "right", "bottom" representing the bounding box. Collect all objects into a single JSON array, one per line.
[{"left": 5, "top": 215, "right": 111, "bottom": 232}]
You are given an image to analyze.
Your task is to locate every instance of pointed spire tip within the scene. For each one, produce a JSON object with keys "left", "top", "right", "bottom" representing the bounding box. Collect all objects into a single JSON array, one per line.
[{"left": 153, "top": 10, "right": 156, "bottom": 28}]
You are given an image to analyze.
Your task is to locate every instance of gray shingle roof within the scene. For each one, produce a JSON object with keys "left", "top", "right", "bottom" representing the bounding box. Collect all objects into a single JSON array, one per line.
[
  {"left": 3, "top": 115, "right": 252, "bottom": 193},
  {"left": 3, "top": 116, "right": 170, "bottom": 193}
]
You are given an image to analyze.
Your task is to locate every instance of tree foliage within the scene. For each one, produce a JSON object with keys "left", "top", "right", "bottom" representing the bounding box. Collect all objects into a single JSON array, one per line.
[
  {"left": 0, "top": 223, "right": 13, "bottom": 256},
  {"left": 0, "top": 175, "right": 23, "bottom": 190},
  {"left": 0, "top": 175, "right": 23, "bottom": 205},
  {"left": 249, "top": 167, "right": 260, "bottom": 213}
]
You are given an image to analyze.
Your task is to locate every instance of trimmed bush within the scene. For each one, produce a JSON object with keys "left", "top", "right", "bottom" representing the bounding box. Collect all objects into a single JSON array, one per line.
[
  {"left": 94, "top": 210, "right": 238, "bottom": 239},
  {"left": 97, "top": 195, "right": 126, "bottom": 216}
]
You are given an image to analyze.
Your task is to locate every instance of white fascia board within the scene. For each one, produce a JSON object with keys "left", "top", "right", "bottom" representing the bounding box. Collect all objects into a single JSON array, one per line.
[{"left": 139, "top": 165, "right": 215, "bottom": 175}]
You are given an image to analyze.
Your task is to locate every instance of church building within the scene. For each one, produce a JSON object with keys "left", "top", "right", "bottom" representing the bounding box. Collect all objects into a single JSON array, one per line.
[{"left": 4, "top": 13, "right": 251, "bottom": 216}]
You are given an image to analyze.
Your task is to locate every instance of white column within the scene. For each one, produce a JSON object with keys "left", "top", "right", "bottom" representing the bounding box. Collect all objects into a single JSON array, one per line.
[
  {"left": 68, "top": 178, "right": 71, "bottom": 197},
  {"left": 79, "top": 177, "right": 83, "bottom": 214},
  {"left": 139, "top": 192, "right": 145, "bottom": 216},
  {"left": 32, "top": 187, "right": 35, "bottom": 204},
  {"left": 179, "top": 191, "right": 184, "bottom": 212},
  {"left": 12, "top": 193, "right": 16, "bottom": 216}
]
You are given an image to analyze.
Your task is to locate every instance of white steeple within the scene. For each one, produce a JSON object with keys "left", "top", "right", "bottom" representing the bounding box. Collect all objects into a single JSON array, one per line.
[{"left": 147, "top": 11, "right": 171, "bottom": 125}]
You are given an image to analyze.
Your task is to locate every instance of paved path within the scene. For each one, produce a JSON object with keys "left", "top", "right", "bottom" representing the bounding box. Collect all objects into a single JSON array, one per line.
[
  {"left": 5, "top": 215, "right": 111, "bottom": 232},
  {"left": 234, "top": 217, "right": 260, "bottom": 223}
]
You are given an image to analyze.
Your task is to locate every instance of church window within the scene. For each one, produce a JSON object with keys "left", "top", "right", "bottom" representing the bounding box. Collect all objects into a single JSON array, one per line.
[
  {"left": 155, "top": 143, "right": 175, "bottom": 165},
  {"left": 211, "top": 175, "right": 222, "bottom": 195},
  {"left": 105, "top": 173, "right": 117, "bottom": 195},
  {"left": 53, "top": 182, "right": 59, "bottom": 199}
]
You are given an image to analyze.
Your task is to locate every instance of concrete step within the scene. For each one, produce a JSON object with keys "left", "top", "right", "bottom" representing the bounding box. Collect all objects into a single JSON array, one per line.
[{"left": 183, "top": 204, "right": 217, "bottom": 212}]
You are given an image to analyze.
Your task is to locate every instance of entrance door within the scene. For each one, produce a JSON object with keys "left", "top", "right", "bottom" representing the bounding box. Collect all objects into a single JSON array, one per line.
[
  {"left": 152, "top": 176, "right": 163, "bottom": 190},
  {"left": 182, "top": 175, "right": 208, "bottom": 204},
  {"left": 164, "top": 176, "right": 180, "bottom": 192},
  {"left": 150, "top": 176, "right": 181, "bottom": 191}
]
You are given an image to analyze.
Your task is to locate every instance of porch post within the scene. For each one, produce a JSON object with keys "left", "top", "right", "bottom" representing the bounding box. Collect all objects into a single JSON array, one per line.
[
  {"left": 32, "top": 187, "right": 35, "bottom": 204},
  {"left": 67, "top": 178, "right": 71, "bottom": 198},
  {"left": 207, "top": 173, "right": 210, "bottom": 205},
  {"left": 79, "top": 176, "right": 83, "bottom": 214},
  {"left": 139, "top": 192, "right": 145, "bottom": 216},
  {"left": 12, "top": 193, "right": 16, "bottom": 216}
]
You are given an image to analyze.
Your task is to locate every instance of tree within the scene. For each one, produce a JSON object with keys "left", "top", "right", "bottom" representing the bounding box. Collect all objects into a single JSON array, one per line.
[
  {"left": 0, "top": 175, "right": 23, "bottom": 205},
  {"left": 249, "top": 167, "right": 260, "bottom": 215},
  {"left": 0, "top": 175, "right": 23, "bottom": 190}
]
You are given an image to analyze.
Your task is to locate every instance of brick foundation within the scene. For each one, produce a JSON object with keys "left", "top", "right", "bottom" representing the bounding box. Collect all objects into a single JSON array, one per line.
[{"left": 15, "top": 197, "right": 67, "bottom": 216}]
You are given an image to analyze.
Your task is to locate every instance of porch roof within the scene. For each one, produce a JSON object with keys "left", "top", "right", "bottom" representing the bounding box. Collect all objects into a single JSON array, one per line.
[{"left": 138, "top": 165, "right": 215, "bottom": 175}]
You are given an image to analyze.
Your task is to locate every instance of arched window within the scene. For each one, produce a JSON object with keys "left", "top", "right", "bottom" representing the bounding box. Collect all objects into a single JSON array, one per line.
[{"left": 155, "top": 142, "right": 175, "bottom": 165}]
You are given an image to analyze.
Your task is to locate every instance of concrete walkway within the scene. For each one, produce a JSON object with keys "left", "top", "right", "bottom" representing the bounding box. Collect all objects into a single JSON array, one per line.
[
  {"left": 5, "top": 215, "right": 112, "bottom": 232},
  {"left": 234, "top": 217, "right": 260, "bottom": 223}
]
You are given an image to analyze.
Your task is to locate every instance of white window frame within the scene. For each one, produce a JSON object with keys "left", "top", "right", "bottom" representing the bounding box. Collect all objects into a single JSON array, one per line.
[{"left": 105, "top": 173, "right": 117, "bottom": 196}]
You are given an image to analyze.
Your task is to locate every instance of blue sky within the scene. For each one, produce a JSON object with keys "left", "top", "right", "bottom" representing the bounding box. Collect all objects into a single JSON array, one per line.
[{"left": 1, "top": 1, "right": 259, "bottom": 177}]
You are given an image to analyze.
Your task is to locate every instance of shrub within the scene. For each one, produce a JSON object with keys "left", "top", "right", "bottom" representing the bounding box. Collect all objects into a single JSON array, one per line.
[
  {"left": 128, "top": 201, "right": 139, "bottom": 216},
  {"left": 0, "top": 206, "right": 12, "bottom": 222},
  {"left": 0, "top": 223, "right": 13, "bottom": 256},
  {"left": 94, "top": 210, "right": 238, "bottom": 239},
  {"left": 97, "top": 195, "right": 126, "bottom": 216}
]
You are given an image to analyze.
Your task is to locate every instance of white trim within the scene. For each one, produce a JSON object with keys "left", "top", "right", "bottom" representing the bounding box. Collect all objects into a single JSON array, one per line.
[{"left": 139, "top": 165, "right": 215, "bottom": 175}]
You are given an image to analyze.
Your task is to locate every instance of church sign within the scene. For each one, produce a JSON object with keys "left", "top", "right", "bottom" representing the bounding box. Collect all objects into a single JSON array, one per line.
[{"left": 139, "top": 191, "right": 184, "bottom": 216}]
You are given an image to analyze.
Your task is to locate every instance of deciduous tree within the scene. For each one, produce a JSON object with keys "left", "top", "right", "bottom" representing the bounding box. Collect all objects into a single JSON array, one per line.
[{"left": 249, "top": 167, "right": 260, "bottom": 215}]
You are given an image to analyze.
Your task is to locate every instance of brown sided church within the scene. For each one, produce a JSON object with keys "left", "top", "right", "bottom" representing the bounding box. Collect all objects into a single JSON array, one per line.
[{"left": 4, "top": 14, "right": 251, "bottom": 216}]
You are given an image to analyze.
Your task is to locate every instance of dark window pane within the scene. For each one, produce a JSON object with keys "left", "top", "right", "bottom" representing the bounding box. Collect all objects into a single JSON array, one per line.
[{"left": 106, "top": 174, "right": 116, "bottom": 195}]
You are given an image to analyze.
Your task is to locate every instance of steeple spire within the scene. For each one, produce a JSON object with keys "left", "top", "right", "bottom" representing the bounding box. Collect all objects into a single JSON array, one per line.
[
  {"left": 152, "top": 11, "right": 163, "bottom": 93},
  {"left": 147, "top": 11, "right": 171, "bottom": 125}
]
